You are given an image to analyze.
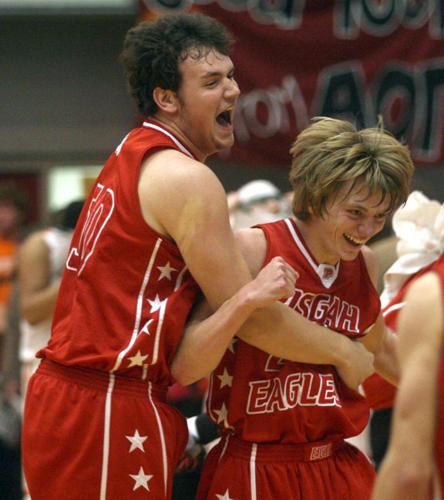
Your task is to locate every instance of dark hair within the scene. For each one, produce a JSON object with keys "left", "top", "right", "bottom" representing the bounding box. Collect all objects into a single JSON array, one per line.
[
  {"left": 60, "top": 200, "right": 84, "bottom": 230},
  {"left": 120, "top": 12, "right": 234, "bottom": 116},
  {"left": 0, "top": 184, "right": 28, "bottom": 214}
]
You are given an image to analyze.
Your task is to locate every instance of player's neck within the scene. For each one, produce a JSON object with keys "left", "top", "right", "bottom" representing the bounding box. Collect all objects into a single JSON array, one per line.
[
  {"left": 294, "top": 218, "right": 339, "bottom": 266},
  {"left": 149, "top": 115, "right": 207, "bottom": 163}
]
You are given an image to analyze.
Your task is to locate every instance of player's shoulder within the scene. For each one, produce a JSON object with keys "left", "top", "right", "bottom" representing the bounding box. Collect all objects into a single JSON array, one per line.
[
  {"left": 19, "top": 229, "right": 50, "bottom": 262},
  {"left": 405, "top": 271, "right": 442, "bottom": 307},
  {"left": 141, "top": 149, "right": 224, "bottom": 197},
  {"left": 235, "top": 228, "right": 267, "bottom": 277}
]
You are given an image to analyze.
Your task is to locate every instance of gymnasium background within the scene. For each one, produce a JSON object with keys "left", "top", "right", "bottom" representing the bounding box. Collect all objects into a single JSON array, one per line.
[{"left": 1, "top": 0, "right": 443, "bottom": 224}]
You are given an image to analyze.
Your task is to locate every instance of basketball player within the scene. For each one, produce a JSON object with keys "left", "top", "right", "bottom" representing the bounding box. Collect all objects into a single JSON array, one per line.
[
  {"left": 183, "top": 117, "right": 415, "bottom": 500},
  {"left": 18, "top": 200, "right": 84, "bottom": 392},
  {"left": 22, "top": 15, "right": 373, "bottom": 500},
  {"left": 371, "top": 194, "right": 444, "bottom": 500}
]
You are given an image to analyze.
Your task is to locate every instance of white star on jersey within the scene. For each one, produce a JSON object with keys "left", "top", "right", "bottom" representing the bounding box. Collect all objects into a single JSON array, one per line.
[
  {"left": 157, "top": 262, "right": 177, "bottom": 281},
  {"left": 147, "top": 295, "right": 166, "bottom": 314},
  {"left": 216, "top": 489, "right": 234, "bottom": 500},
  {"left": 139, "top": 319, "right": 154, "bottom": 335},
  {"left": 217, "top": 368, "right": 233, "bottom": 388},
  {"left": 127, "top": 350, "right": 148, "bottom": 368},
  {"left": 214, "top": 403, "right": 228, "bottom": 425},
  {"left": 129, "top": 466, "right": 153, "bottom": 491},
  {"left": 125, "top": 429, "right": 148, "bottom": 453}
]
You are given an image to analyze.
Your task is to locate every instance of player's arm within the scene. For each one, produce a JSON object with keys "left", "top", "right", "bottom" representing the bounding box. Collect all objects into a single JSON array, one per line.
[
  {"left": 140, "top": 154, "right": 373, "bottom": 387},
  {"left": 371, "top": 272, "right": 442, "bottom": 500},
  {"left": 18, "top": 231, "right": 61, "bottom": 325},
  {"left": 359, "top": 245, "right": 399, "bottom": 385},
  {"left": 171, "top": 256, "right": 297, "bottom": 385},
  {"left": 234, "top": 228, "right": 374, "bottom": 389}
]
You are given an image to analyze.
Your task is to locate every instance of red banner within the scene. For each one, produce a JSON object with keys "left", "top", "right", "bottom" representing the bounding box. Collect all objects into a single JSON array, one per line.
[{"left": 140, "top": 1, "right": 444, "bottom": 167}]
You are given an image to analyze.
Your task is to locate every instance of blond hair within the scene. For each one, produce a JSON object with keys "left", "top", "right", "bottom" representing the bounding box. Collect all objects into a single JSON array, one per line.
[{"left": 289, "top": 117, "right": 414, "bottom": 220}]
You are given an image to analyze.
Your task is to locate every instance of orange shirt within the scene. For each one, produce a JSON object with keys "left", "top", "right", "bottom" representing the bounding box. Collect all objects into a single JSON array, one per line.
[{"left": 0, "top": 238, "right": 17, "bottom": 304}]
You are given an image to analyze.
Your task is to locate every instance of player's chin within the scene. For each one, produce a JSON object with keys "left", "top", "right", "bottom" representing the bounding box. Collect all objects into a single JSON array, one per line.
[
  {"left": 341, "top": 248, "right": 362, "bottom": 261},
  {"left": 214, "top": 136, "right": 234, "bottom": 152}
]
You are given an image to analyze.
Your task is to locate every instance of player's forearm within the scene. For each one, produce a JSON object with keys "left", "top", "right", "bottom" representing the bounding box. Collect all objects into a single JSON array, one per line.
[
  {"left": 238, "top": 302, "right": 353, "bottom": 366},
  {"left": 372, "top": 363, "right": 436, "bottom": 500},
  {"left": 20, "top": 280, "right": 61, "bottom": 325},
  {"left": 371, "top": 453, "right": 432, "bottom": 500},
  {"left": 171, "top": 292, "right": 257, "bottom": 386}
]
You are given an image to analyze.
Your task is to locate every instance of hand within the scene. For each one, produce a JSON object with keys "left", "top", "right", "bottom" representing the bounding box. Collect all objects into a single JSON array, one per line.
[
  {"left": 244, "top": 256, "right": 298, "bottom": 310},
  {"left": 175, "top": 432, "right": 203, "bottom": 473},
  {"left": 336, "top": 339, "right": 375, "bottom": 390}
]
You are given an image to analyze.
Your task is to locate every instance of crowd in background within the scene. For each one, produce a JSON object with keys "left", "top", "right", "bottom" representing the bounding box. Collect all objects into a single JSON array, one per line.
[{"left": 0, "top": 185, "right": 83, "bottom": 500}]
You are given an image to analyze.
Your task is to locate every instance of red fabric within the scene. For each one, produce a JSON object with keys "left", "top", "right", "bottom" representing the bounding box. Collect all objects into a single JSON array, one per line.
[
  {"left": 363, "top": 373, "right": 397, "bottom": 411},
  {"left": 23, "top": 360, "right": 187, "bottom": 500},
  {"left": 206, "top": 218, "right": 378, "bottom": 445},
  {"left": 40, "top": 121, "right": 199, "bottom": 386},
  {"left": 364, "top": 255, "right": 444, "bottom": 410},
  {"left": 197, "top": 435, "right": 375, "bottom": 500}
]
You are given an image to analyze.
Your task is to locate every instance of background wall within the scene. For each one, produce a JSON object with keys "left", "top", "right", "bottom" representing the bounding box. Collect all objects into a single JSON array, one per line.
[{"left": 0, "top": 10, "right": 443, "bottom": 221}]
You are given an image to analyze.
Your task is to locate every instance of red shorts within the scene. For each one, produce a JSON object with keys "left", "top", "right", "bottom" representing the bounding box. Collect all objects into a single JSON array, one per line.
[
  {"left": 197, "top": 434, "right": 376, "bottom": 500},
  {"left": 22, "top": 360, "right": 187, "bottom": 500}
]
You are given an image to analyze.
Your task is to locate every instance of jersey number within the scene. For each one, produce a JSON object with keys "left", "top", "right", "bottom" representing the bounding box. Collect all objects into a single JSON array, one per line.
[{"left": 66, "top": 183, "right": 115, "bottom": 275}]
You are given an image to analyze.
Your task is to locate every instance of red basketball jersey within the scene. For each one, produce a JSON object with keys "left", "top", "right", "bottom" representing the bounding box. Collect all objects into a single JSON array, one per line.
[
  {"left": 365, "top": 254, "right": 444, "bottom": 410},
  {"left": 206, "top": 218, "right": 380, "bottom": 444},
  {"left": 39, "top": 122, "right": 199, "bottom": 386}
]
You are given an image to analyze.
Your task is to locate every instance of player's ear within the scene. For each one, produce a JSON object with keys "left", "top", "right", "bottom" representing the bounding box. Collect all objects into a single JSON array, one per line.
[{"left": 153, "top": 87, "right": 179, "bottom": 114}]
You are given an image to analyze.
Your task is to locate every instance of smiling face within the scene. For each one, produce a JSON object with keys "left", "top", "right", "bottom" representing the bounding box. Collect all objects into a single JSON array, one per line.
[
  {"left": 298, "top": 180, "right": 392, "bottom": 265},
  {"left": 174, "top": 49, "right": 239, "bottom": 160}
]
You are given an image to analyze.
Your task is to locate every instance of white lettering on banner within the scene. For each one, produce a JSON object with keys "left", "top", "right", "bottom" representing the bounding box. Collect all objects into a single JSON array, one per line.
[
  {"left": 334, "top": 0, "right": 443, "bottom": 40},
  {"left": 143, "top": 0, "right": 443, "bottom": 36},
  {"left": 247, "top": 372, "right": 341, "bottom": 415},
  {"left": 66, "top": 183, "right": 115, "bottom": 275},
  {"left": 235, "top": 56, "right": 444, "bottom": 163}
]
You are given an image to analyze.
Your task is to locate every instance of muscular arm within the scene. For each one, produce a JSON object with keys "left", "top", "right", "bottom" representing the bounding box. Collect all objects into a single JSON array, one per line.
[
  {"left": 171, "top": 256, "right": 297, "bottom": 384},
  {"left": 140, "top": 152, "right": 373, "bottom": 386},
  {"left": 18, "top": 231, "right": 61, "bottom": 325},
  {"left": 371, "top": 272, "right": 442, "bottom": 500}
]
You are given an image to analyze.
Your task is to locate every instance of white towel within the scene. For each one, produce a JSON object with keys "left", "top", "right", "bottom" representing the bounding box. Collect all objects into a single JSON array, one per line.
[{"left": 381, "top": 191, "right": 444, "bottom": 308}]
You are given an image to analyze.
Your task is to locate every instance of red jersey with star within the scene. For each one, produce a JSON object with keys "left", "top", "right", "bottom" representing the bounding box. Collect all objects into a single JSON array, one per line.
[
  {"left": 39, "top": 122, "right": 199, "bottom": 386},
  {"left": 364, "top": 253, "right": 444, "bottom": 410},
  {"left": 206, "top": 218, "right": 380, "bottom": 444}
]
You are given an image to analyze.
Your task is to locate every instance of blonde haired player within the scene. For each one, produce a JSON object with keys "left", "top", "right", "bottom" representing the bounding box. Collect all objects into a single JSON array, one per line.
[{"left": 174, "top": 117, "right": 415, "bottom": 500}]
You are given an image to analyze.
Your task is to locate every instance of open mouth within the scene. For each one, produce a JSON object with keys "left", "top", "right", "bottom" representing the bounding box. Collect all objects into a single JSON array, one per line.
[
  {"left": 344, "top": 233, "right": 366, "bottom": 247},
  {"left": 216, "top": 110, "right": 232, "bottom": 127}
]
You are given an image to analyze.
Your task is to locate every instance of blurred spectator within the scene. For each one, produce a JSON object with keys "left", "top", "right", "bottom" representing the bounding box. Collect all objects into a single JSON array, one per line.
[
  {"left": 0, "top": 200, "right": 83, "bottom": 500},
  {"left": 227, "top": 179, "right": 289, "bottom": 230},
  {"left": 0, "top": 184, "right": 28, "bottom": 500},
  {"left": 18, "top": 200, "right": 84, "bottom": 395},
  {"left": 0, "top": 185, "right": 28, "bottom": 351}
]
